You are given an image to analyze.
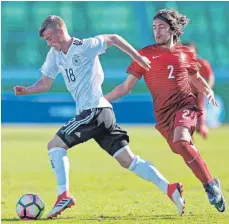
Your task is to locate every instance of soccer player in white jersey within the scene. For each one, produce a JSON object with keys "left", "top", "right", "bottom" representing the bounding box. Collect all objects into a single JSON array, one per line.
[{"left": 14, "top": 15, "right": 185, "bottom": 219}]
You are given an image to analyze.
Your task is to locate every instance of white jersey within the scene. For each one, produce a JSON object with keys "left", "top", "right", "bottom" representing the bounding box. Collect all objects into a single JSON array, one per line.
[{"left": 40, "top": 35, "right": 112, "bottom": 114}]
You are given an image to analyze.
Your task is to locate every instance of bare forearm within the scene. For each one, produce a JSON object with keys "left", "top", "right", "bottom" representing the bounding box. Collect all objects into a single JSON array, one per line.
[
  {"left": 196, "top": 93, "right": 206, "bottom": 125},
  {"left": 208, "top": 75, "right": 215, "bottom": 88},
  {"left": 191, "top": 73, "right": 218, "bottom": 107},
  {"left": 105, "top": 84, "right": 128, "bottom": 102},
  {"left": 26, "top": 79, "right": 50, "bottom": 94},
  {"left": 191, "top": 74, "right": 212, "bottom": 95},
  {"left": 112, "top": 35, "right": 141, "bottom": 61}
]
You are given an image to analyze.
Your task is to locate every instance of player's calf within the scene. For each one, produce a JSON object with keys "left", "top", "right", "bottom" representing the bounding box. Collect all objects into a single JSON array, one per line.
[{"left": 169, "top": 140, "right": 213, "bottom": 184}]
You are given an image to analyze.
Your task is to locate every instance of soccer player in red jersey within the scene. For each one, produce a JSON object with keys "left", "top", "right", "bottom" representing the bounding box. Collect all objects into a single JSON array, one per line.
[
  {"left": 183, "top": 42, "right": 215, "bottom": 139},
  {"left": 105, "top": 9, "right": 226, "bottom": 212}
]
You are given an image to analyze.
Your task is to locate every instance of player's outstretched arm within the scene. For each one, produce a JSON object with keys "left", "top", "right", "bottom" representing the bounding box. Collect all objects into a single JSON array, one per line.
[
  {"left": 14, "top": 75, "right": 53, "bottom": 96},
  {"left": 208, "top": 74, "right": 215, "bottom": 88},
  {"left": 102, "top": 34, "right": 151, "bottom": 71},
  {"left": 105, "top": 74, "right": 138, "bottom": 102},
  {"left": 190, "top": 72, "right": 218, "bottom": 106}
]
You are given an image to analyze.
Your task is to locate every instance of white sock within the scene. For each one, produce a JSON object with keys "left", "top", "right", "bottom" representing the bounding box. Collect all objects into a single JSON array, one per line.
[
  {"left": 48, "top": 147, "right": 69, "bottom": 195},
  {"left": 128, "top": 155, "right": 169, "bottom": 193}
]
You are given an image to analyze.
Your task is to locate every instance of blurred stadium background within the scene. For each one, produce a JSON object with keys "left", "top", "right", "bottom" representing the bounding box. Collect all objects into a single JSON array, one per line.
[{"left": 1, "top": 1, "right": 229, "bottom": 124}]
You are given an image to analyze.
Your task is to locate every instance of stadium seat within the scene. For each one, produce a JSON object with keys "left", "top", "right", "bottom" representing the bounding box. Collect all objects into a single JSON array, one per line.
[
  {"left": 2, "top": 1, "right": 228, "bottom": 69},
  {"left": 85, "top": 2, "right": 140, "bottom": 65},
  {"left": 16, "top": 44, "right": 40, "bottom": 67},
  {"left": 4, "top": 41, "right": 21, "bottom": 67},
  {"left": 214, "top": 43, "right": 229, "bottom": 66},
  {"left": 145, "top": 2, "right": 157, "bottom": 27},
  {"left": 70, "top": 2, "right": 87, "bottom": 36},
  {"left": 2, "top": 2, "right": 29, "bottom": 30},
  {"left": 57, "top": 2, "right": 87, "bottom": 35},
  {"left": 86, "top": 2, "right": 135, "bottom": 34},
  {"left": 31, "top": 2, "right": 61, "bottom": 30},
  {"left": 208, "top": 4, "right": 227, "bottom": 35},
  {"left": 164, "top": 1, "right": 179, "bottom": 9},
  {"left": 197, "top": 42, "right": 214, "bottom": 64}
]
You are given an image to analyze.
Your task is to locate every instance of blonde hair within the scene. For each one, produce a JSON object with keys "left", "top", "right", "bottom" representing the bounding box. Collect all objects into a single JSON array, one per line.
[{"left": 39, "top": 15, "right": 66, "bottom": 37}]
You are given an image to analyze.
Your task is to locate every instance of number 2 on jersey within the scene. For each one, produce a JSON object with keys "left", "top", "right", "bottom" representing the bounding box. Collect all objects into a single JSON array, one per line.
[
  {"left": 167, "top": 65, "right": 175, "bottom": 79},
  {"left": 65, "top": 68, "right": 76, "bottom": 83}
]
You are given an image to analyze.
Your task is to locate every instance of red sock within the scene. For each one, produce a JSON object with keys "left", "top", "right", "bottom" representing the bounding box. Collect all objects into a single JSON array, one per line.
[{"left": 170, "top": 141, "right": 213, "bottom": 185}]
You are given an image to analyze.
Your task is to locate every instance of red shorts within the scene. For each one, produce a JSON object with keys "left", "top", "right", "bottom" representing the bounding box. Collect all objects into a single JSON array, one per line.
[{"left": 156, "top": 108, "right": 202, "bottom": 142}]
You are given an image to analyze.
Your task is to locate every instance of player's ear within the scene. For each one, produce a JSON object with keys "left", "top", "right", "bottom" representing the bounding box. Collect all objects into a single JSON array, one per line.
[{"left": 57, "top": 27, "right": 64, "bottom": 36}]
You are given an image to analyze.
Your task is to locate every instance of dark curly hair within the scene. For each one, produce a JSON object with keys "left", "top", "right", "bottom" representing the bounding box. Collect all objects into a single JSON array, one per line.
[{"left": 153, "top": 9, "right": 190, "bottom": 43}]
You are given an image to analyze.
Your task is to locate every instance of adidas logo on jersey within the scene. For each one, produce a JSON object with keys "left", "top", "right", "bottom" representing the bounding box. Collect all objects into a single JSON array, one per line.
[{"left": 73, "top": 39, "right": 83, "bottom": 45}]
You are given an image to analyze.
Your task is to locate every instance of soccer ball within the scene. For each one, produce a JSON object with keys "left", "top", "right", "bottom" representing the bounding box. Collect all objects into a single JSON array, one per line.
[{"left": 16, "top": 193, "right": 45, "bottom": 220}]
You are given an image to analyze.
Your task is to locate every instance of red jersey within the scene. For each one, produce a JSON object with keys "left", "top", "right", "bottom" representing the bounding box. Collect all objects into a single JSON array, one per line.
[{"left": 127, "top": 43, "right": 201, "bottom": 129}]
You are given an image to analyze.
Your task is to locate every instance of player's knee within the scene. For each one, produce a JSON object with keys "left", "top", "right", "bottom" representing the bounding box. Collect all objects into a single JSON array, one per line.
[
  {"left": 116, "top": 155, "right": 134, "bottom": 169},
  {"left": 170, "top": 140, "right": 199, "bottom": 161},
  {"left": 118, "top": 159, "right": 133, "bottom": 169},
  {"left": 113, "top": 145, "right": 135, "bottom": 169},
  {"left": 47, "top": 135, "right": 68, "bottom": 150},
  {"left": 168, "top": 141, "right": 182, "bottom": 154},
  {"left": 169, "top": 140, "right": 188, "bottom": 154},
  {"left": 47, "top": 139, "right": 56, "bottom": 150}
]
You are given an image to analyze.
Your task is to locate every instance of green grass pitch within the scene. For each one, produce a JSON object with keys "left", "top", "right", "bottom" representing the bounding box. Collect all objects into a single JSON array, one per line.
[{"left": 2, "top": 125, "right": 229, "bottom": 223}]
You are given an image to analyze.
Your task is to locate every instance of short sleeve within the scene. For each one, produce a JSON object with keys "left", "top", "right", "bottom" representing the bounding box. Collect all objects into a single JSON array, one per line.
[
  {"left": 83, "top": 35, "right": 107, "bottom": 59},
  {"left": 126, "top": 50, "right": 146, "bottom": 79},
  {"left": 187, "top": 52, "right": 201, "bottom": 76},
  {"left": 40, "top": 48, "right": 60, "bottom": 79}
]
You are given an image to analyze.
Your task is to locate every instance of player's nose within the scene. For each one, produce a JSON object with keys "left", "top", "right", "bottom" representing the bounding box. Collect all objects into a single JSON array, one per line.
[{"left": 47, "top": 40, "right": 52, "bottom": 47}]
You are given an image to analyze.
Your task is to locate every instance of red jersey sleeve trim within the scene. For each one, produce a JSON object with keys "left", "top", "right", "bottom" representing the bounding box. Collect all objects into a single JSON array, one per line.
[
  {"left": 188, "top": 61, "right": 202, "bottom": 76},
  {"left": 126, "top": 67, "right": 143, "bottom": 79}
]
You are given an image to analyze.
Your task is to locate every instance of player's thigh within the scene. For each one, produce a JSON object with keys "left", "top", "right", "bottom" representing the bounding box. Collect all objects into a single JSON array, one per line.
[
  {"left": 57, "top": 109, "right": 98, "bottom": 148},
  {"left": 93, "top": 108, "right": 130, "bottom": 157},
  {"left": 173, "top": 108, "right": 198, "bottom": 143},
  {"left": 156, "top": 125, "right": 171, "bottom": 140},
  {"left": 94, "top": 131, "right": 129, "bottom": 157}
]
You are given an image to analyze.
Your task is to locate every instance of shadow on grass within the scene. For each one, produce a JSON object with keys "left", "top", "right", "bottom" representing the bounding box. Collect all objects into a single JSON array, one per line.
[
  {"left": 2, "top": 214, "right": 179, "bottom": 222},
  {"left": 1, "top": 218, "right": 47, "bottom": 222}
]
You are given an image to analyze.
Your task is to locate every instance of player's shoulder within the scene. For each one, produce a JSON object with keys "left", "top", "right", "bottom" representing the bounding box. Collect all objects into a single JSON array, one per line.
[
  {"left": 81, "top": 35, "right": 101, "bottom": 44},
  {"left": 71, "top": 37, "right": 84, "bottom": 47},
  {"left": 197, "top": 57, "right": 211, "bottom": 66},
  {"left": 176, "top": 43, "right": 194, "bottom": 54},
  {"left": 71, "top": 37, "right": 85, "bottom": 54},
  {"left": 139, "top": 44, "right": 157, "bottom": 53},
  {"left": 73, "top": 38, "right": 83, "bottom": 46}
]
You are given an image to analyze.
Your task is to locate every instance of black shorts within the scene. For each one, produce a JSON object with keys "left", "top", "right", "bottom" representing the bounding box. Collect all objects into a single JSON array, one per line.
[{"left": 57, "top": 107, "right": 129, "bottom": 156}]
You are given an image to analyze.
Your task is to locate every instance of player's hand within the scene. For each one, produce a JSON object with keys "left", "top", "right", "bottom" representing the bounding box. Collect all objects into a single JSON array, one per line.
[
  {"left": 206, "top": 89, "right": 218, "bottom": 107},
  {"left": 14, "top": 86, "right": 29, "bottom": 96},
  {"left": 136, "top": 56, "right": 151, "bottom": 71},
  {"left": 196, "top": 124, "right": 208, "bottom": 139}
]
